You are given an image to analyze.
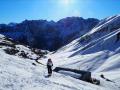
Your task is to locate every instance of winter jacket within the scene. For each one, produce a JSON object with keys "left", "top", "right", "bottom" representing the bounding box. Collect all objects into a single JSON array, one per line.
[{"left": 47, "top": 61, "right": 53, "bottom": 67}]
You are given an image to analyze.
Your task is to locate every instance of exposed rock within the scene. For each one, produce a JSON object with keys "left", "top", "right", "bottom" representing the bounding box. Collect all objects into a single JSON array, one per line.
[{"left": 0, "top": 17, "right": 99, "bottom": 51}]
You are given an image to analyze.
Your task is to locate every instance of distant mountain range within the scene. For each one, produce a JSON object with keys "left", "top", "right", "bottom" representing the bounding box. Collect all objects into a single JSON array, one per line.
[
  {"left": 0, "top": 15, "right": 120, "bottom": 90},
  {"left": 0, "top": 17, "right": 99, "bottom": 51}
]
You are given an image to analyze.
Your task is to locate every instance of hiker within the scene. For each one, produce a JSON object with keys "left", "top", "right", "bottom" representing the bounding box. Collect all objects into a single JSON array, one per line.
[{"left": 47, "top": 58, "right": 53, "bottom": 76}]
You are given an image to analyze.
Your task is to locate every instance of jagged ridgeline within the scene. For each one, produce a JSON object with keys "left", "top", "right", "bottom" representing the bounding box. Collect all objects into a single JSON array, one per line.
[{"left": 0, "top": 17, "right": 99, "bottom": 51}]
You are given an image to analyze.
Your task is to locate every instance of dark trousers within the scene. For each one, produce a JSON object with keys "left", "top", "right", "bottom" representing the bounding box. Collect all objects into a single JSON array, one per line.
[{"left": 47, "top": 66, "right": 52, "bottom": 75}]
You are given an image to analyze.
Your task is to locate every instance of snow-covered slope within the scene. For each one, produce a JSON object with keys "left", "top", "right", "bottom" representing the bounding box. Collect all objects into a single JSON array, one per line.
[
  {"left": 52, "top": 15, "right": 120, "bottom": 71},
  {"left": 38, "top": 15, "right": 120, "bottom": 89},
  {"left": 0, "top": 34, "right": 119, "bottom": 90},
  {"left": 1, "top": 15, "right": 120, "bottom": 90}
]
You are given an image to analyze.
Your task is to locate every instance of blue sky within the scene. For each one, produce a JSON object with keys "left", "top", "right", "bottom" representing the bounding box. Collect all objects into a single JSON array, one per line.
[{"left": 0, "top": 0, "right": 120, "bottom": 24}]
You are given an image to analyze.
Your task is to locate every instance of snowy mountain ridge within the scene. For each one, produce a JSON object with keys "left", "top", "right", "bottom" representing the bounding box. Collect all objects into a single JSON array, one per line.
[
  {"left": 0, "top": 15, "right": 120, "bottom": 90},
  {"left": 40, "top": 15, "right": 120, "bottom": 89},
  {"left": 0, "top": 34, "right": 119, "bottom": 90},
  {"left": 0, "top": 17, "right": 99, "bottom": 51}
]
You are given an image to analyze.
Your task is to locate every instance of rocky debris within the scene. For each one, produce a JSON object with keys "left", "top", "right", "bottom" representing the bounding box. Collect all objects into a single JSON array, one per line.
[
  {"left": 0, "top": 35, "right": 48, "bottom": 60},
  {"left": 31, "top": 48, "right": 48, "bottom": 57},
  {"left": 4, "top": 47, "right": 19, "bottom": 55}
]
